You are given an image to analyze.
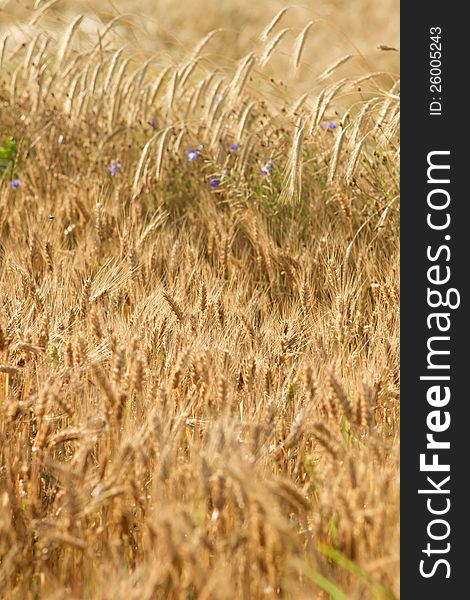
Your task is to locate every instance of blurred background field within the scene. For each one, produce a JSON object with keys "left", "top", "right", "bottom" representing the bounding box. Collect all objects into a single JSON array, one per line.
[{"left": 0, "top": 0, "right": 399, "bottom": 82}]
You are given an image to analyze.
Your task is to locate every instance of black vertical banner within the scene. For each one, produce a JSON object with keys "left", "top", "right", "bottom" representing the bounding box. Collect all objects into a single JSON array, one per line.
[{"left": 401, "top": 2, "right": 468, "bottom": 597}]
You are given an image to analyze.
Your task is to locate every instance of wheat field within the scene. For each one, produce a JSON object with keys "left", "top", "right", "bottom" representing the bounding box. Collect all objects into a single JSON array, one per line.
[{"left": 0, "top": 2, "right": 399, "bottom": 598}]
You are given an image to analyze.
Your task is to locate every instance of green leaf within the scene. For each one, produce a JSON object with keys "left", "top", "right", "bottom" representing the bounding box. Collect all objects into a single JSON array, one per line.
[
  {"left": 318, "top": 543, "right": 398, "bottom": 600},
  {"left": 0, "top": 137, "right": 18, "bottom": 175},
  {"left": 293, "top": 558, "right": 352, "bottom": 600}
]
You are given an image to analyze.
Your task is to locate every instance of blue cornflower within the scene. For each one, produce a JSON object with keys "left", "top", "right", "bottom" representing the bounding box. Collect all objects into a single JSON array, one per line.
[
  {"left": 261, "top": 160, "right": 274, "bottom": 176},
  {"left": 148, "top": 118, "right": 157, "bottom": 129},
  {"left": 109, "top": 160, "right": 121, "bottom": 176},
  {"left": 322, "top": 121, "right": 337, "bottom": 130},
  {"left": 210, "top": 176, "right": 221, "bottom": 188},
  {"left": 188, "top": 145, "right": 203, "bottom": 161},
  {"left": 10, "top": 179, "right": 22, "bottom": 188},
  {"left": 229, "top": 143, "right": 241, "bottom": 152}
]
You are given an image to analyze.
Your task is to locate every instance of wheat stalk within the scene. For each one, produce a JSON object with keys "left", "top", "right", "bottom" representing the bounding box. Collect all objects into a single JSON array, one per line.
[
  {"left": 0, "top": 34, "right": 8, "bottom": 72},
  {"left": 291, "top": 21, "right": 314, "bottom": 72},
  {"left": 190, "top": 29, "right": 223, "bottom": 61},
  {"left": 259, "top": 8, "right": 290, "bottom": 41},
  {"left": 327, "top": 124, "right": 349, "bottom": 184},
  {"left": 318, "top": 54, "right": 353, "bottom": 82},
  {"left": 259, "top": 28, "right": 290, "bottom": 67},
  {"left": 57, "top": 15, "right": 84, "bottom": 70},
  {"left": 156, "top": 127, "right": 174, "bottom": 181},
  {"left": 280, "top": 119, "right": 304, "bottom": 205},
  {"left": 132, "top": 132, "right": 159, "bottom": 197},
  {"left": 228, "top": 53, "right": 256, "bottom": 103}
]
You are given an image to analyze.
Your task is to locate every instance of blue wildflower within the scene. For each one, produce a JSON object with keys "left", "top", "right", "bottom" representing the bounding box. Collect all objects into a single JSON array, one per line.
[
  {"left": 261, "top": 160, "right": 274, "bottom": 176},
  {"left": 188, "top": 146, "right": 203, "bottom": 161},
  {"left": 148, "top": 118, "right": 157, "bottom": 129},
  {"left": 322, "top": 121, "right": 337, "bottom": 130},
  {"left": 210, "top": 176, "right": 221, "bottom": 188},
  {"left": 10, "top": 179, "right": 22, "bottom": 188},
  {"left": 109, "top": 160, "right": 121, "bottom": 176},
  {"left": 229, "top": 143, "right": 241, "bottom": 152}
]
